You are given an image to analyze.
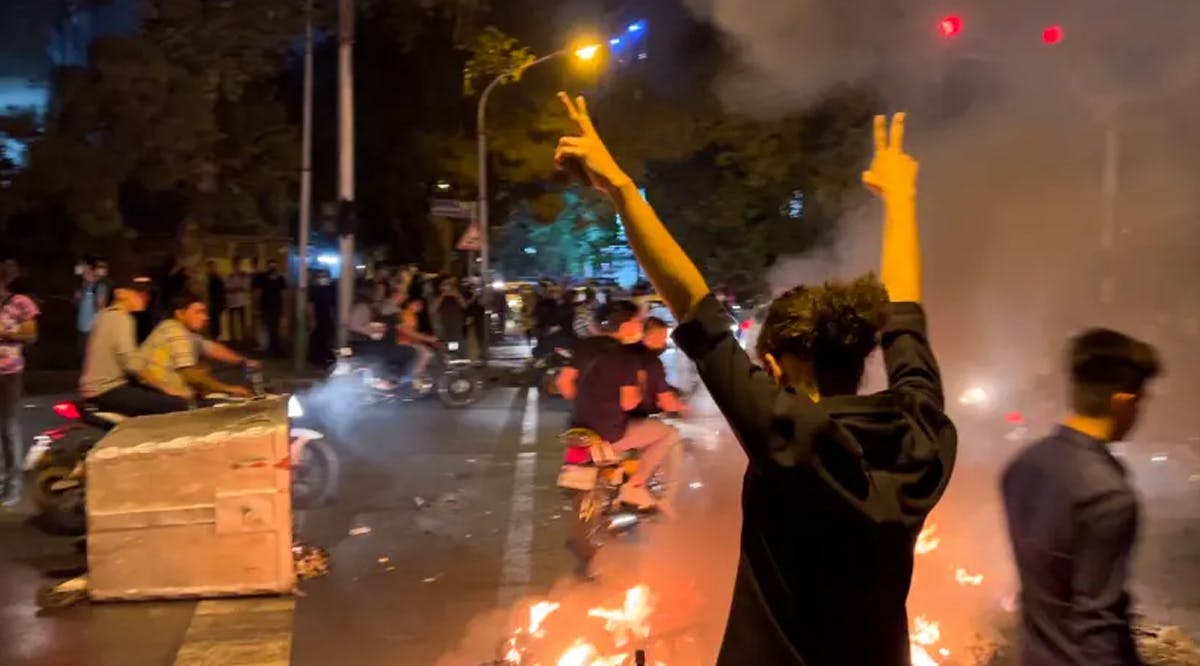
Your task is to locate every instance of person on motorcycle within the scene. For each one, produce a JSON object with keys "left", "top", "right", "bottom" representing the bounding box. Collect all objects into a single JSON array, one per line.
[
  {"left": 141, "top": 291, "right": 260, "bottom": 400},
  {"left": 395, "top": 297, "right": 439, "bottom": 388},
  {"left": 626, "top": 316, "right": 686, "bottom": 418},
  {"left": 79, "top": 276, "right": 194, "bottom": 415},
  {"left": 554, "top": 97, "right": 955, "bottom": 666},
  {"left": 556, "top": 300, "right": 678, "bottom": 511}
]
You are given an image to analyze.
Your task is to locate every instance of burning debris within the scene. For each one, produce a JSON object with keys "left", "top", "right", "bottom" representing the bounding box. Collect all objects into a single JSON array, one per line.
[
  {"left": 954, "top": 568, "right": 985, "bottom": 587},
  {"left": 483, "top": 585, "right": 660, "bottom": 666}
]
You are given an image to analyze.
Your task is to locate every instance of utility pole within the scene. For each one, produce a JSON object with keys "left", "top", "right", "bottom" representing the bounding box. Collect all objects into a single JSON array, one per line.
[
  {"left": 293, "top": 0, "right": 314, "bottom": 372},
  {"left": 336, "top": 0, "right": 356, "bottom": 347},
  {"left": 1099, "top": 108, "right": 1121, "bottom": 307}
]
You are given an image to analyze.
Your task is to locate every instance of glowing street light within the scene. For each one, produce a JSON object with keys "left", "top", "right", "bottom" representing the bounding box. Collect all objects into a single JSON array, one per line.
[{"left": 574, "top": 44, "right": 601, "bottom": 61}]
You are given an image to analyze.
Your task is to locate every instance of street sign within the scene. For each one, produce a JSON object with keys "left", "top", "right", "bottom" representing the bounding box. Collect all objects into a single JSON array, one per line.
[
  {"left": 430, "top": 199, "right": 477, "bottom": 219},
  {"left": 456, "top": 222, "right": 482, "bottom": 251}
]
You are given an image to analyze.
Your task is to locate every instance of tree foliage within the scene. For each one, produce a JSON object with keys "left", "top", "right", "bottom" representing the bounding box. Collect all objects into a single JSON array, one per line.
[{"left": 5, "top": 0, "right": 304, "bottom": 243}]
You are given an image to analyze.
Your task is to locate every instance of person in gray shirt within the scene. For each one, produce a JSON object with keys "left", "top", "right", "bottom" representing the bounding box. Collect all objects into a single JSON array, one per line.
[{"left": 79, "top": 276, "right": 191, "bottom": 415}]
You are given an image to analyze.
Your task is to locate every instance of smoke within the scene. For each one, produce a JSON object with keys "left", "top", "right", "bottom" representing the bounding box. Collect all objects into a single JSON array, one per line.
[{"left": 692, "top": 0, "right": 1200, "bottom": 648}]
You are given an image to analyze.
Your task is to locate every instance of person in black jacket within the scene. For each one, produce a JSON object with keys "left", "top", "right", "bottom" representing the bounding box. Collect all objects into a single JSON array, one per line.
[{"left": 554, "top": 95, "right": 956, "bottom": 665}]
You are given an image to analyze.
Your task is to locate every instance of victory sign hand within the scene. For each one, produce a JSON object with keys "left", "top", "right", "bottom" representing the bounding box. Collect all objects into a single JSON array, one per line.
[{"left": 862, "top": 113, "right": 918, "bottom": 199}]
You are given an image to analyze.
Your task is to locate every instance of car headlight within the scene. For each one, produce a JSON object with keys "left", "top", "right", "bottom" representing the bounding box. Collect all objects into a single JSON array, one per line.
[{"left": 287, "top": 395, "right": 304, "bottom": 419}]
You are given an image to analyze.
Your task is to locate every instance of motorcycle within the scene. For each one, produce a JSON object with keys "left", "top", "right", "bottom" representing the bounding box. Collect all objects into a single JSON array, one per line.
[
  {"left": 328, "top": 342, "right": 483, "bottom": 408},
  {"left": 556, "top": 420, "right": 685, "bottom": 578},
  {"left": 24, "top": 372, "right": 339, "bottom": 535}
]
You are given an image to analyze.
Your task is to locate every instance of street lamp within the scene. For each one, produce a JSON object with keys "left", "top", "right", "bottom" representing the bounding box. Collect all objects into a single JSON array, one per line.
[{"left": 476, "top": 42, "right": 601, "bottom": 284}]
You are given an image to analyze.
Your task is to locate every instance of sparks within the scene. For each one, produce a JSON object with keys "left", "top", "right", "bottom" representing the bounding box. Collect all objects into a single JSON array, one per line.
[{"left": 911, "top": 615, "right": 941, "bottom": 646}]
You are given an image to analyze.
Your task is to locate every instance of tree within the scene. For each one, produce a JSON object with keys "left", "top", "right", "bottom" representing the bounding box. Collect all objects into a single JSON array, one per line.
[{"left": 8, "top": 0, "right": 305, "bottom": 247}]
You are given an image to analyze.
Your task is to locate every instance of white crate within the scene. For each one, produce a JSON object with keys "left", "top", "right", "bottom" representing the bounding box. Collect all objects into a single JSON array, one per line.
[{"left": 85, "top": 398, "right": 295, "bottom": 601}]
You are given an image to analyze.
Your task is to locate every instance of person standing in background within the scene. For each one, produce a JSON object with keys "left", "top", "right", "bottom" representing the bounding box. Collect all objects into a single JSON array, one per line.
[
  {"left": 1002, "top": 329, "right": 1161, "bottom": 666},
  {"left": 434, "top": 277, "right": 467, "bottom": 349},
  {"left": 307, "top": 269, "right": 337, "bottom": 366},
  {"left": 206, "top": 260, "right": 226, "bottom": 340},
  {"left": 256, "top": 260, "right": 287, "bottom": 358},
  {"left": 0, "top": 262, "right": 40, "bottom": 507},
  {"left": 226, "top": 259, "right": 251, "bottom": 346},
  {"left": 75, "top": 260, "right": 108, "bottom": 360}
]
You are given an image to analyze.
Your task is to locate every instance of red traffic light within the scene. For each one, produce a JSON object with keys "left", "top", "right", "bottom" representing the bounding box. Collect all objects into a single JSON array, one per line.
[
  {"left": 1042, "top": 25, "right": 1064, "bottom": 45},
  {"left": 938, "top": 15, "right": 963, "bottom": 38}
]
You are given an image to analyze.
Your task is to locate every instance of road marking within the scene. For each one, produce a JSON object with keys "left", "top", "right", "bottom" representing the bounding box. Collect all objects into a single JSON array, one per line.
[
  {"left": 499, "top": 387, "right": 539, "bottom": 605},
  {"left": 173, "top": 598, "right": 295, "bottom": 666}
]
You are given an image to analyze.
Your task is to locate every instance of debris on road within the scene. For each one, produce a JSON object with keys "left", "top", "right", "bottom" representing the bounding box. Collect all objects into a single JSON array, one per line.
[
  {"left": 348, "top": 526, "right": 372, "bottom": 536},
  {"left": 414, "top": 496, "right": 430, "bottom": 509},
  {"left": 293, "top": 542, "right": 331, "bottom": 580}
]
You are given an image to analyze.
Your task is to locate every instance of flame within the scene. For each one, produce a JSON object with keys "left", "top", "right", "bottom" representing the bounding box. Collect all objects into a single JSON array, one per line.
[
  {"left": 529, "top": 601, "right": 561, "bottom": 635},
  {"left": 555, "top": 640, "right": 628, "bottom": 666},
  {"left": 915, "top": 523, "right": 940, "bottom": 555},
  {"left": 586, "top": 585, "right": 654, "bottom": 648},
  {"left": 954, "top": 568, "right": 984, "bottom": 586},
  {"left": 911, "top": 615, "right": 941, "bottom": 646},
  {"left": 911, "top": 645, "right": 940, "bottom": 666}
]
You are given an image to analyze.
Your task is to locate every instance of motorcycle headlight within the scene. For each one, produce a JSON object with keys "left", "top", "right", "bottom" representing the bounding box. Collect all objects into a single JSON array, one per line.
[{"left": 288, "top": 395, "right": 304, "bottom": 419}]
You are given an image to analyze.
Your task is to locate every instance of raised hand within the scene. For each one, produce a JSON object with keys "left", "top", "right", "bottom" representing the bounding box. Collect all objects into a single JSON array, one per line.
[
  {"left": 862, "top": 113, "right": 918, "bottom": 199},
  {"left": 555, "top": 92, "right": 633, "bottom": 195}
]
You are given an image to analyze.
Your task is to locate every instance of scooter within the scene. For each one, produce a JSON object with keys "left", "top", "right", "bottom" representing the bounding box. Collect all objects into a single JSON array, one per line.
[
  {"left": 24, "top": 375, "right": 339, "bottom": 535},
  {"left": 328, "top": 342, "right": 483, "bottom": 408}
]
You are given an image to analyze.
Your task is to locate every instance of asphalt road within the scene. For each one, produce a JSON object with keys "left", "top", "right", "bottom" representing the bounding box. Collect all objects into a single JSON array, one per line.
[{"left": 1, "top": 373, "right": 1198, "bottom": 666}]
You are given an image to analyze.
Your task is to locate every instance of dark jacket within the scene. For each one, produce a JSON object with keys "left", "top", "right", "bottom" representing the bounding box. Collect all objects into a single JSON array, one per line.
[{"left": 673, "top": 295, "right": 957, "bottom": 666}]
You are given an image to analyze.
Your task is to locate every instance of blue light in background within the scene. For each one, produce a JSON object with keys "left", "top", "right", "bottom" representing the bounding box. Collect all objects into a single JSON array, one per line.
[
  {"left": 627, "top": 20, "right": 646, "bottom": 33},
  {"left": 610, "top": 37, "right": 621, "bottom": 46}
]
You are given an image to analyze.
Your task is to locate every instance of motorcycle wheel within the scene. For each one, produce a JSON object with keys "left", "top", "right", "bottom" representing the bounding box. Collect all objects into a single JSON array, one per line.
[
  {"left": 292, "top": 440, "right": 340, "bottom": 510},
  {"left": 31, "top": 465, "right": 86, "bottom": 535},
  {"left": 437, "top": 368, "right": 482, "bottom": 408},
  {"left": 569, "top": 488, "right": 608, "bottom": 564}
]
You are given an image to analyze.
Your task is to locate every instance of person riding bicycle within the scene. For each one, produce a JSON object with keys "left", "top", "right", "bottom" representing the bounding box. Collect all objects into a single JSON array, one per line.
[
  {"left": 556, "top": 300, "right": 679, "bottom": 511},
  {"left": 141, "top": 291, "right": 260, "bottom": 401},
  {"left": 79, "top": 276, "right": 194, "bottom": 415}
]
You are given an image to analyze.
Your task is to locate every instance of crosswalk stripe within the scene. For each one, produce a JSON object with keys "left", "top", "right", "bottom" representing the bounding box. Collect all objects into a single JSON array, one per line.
[
  {"left": 498, "top": 387, "right": 540, "bottom": 606},
  {"left": 173, "top": 598, "right": 296, "bottom": 666}
]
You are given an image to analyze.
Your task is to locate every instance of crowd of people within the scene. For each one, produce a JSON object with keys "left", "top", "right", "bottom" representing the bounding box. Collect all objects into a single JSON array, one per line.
[{"left": 0, "top": 89, "right": 1173, "bottom": 666}]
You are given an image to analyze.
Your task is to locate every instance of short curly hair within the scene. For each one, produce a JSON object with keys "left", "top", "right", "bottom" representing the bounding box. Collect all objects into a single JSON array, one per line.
[{"left": 755, "top": 274, "right": 889, "bottom": 395}]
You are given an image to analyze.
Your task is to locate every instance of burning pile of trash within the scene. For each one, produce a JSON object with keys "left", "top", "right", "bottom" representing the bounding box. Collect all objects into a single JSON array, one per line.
[{"left": 480, "top": 585, "right": 671, "bottom": 666}]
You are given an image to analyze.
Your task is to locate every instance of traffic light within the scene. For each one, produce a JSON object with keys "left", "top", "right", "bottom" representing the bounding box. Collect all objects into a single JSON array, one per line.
[
  {"left": 938, "top": 15, "right": 963, "bottom": 39},
  {"left": 1042, "top": 25, "right": 1064, "bottom": 45}
]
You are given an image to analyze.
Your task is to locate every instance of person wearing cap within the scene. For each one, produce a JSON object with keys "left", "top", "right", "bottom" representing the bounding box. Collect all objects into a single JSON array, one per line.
[{"left": 79, "top": 275, "right": 193, "bottom": 416}]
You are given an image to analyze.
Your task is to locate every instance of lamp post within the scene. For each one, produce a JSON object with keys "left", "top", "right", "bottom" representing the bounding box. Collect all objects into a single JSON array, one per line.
[{"left": 476, "top": 45, "right": 601, "bottom": 282}]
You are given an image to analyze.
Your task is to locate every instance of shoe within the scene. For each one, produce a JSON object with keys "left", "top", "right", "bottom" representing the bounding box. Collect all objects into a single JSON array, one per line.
[{"left": 618, "top": 483, "right": 657, "bottom": 510}]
